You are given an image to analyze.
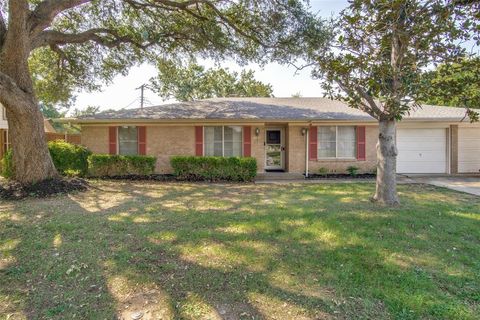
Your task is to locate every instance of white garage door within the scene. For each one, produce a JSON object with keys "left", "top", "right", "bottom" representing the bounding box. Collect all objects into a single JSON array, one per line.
[
  {"left": 397, "top": 128, "right": 447, "bottom": 174},
  {"left": 458, "top": 127, "right": 480, "bottom": 173}
]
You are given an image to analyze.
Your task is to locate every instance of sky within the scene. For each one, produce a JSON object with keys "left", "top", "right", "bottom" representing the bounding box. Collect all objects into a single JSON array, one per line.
[{"left": 72, "top": 0, "right": 349, "bottom": 112}]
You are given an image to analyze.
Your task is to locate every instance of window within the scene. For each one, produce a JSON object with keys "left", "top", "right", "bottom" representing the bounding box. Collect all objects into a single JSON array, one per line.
[
  {"left": 204, "top": 126, "right": 242, "bottom": 157},
  {"left": 118, "top": 126, "right": 138, "bottom": 155},
  {"left": 318, "top": 126, "right": 356, "bottom": 158}
]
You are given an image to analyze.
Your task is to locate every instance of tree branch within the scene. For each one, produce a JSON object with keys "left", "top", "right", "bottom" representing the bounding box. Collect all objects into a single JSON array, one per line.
[
  {"left": 29, "top": 0, "right": 92, "bottom": 36},
  {"left": 31, "top": 28, "right": 154, "bottom": 49}
]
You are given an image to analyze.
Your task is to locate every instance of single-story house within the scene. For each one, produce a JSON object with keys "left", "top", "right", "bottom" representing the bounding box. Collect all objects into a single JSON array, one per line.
[
  {"left": 72, "top": 97, "right": 480, "bottom": 175},
  {"left": 0, "top": 103, "right": 58, "bottom": 159}
]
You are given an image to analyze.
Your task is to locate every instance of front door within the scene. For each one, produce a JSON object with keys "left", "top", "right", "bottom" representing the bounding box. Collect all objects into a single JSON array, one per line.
[{"left": 265, "top": 128, "right": 284, "bottom": 170}]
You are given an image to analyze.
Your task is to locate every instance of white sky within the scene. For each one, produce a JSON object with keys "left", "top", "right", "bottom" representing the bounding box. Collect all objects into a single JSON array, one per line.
[{"left": 72, "top": 0, "right": 349, "bottom": 113}]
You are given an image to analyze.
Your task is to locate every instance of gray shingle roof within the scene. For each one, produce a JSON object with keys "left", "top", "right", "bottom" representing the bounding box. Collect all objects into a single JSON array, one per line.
[{"left": 79, "top": 97, "right": 476, "bottom": 122}]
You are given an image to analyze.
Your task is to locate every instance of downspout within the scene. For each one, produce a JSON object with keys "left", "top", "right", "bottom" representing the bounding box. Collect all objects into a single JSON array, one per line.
[{"left": 305, "top": 127, "right": 309, "bottom": 178}]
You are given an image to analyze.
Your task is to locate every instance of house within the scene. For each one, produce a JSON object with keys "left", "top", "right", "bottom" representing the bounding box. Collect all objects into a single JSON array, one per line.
[
  {"left": 73, "top": 97, "right": 480, "bottom": 175},
  {"left": 0, "top": 103, "right": 57, "bottom": 159}
]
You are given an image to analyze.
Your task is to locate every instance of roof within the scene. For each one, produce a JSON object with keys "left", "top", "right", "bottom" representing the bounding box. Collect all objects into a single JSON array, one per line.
[{"left": 76, "top": 97, "right": 477, "bottom": 122}]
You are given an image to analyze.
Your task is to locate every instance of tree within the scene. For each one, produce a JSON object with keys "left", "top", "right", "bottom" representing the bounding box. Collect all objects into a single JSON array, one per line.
[
  {"left": 307, "top": 0, "right": 479, "bottom": 205},
  {"left": 419, "top": 57, "right": 480, "bottom": 121},
  {"left": 72, "top": 105, "right": 100, "bottom": 118},
  {"left": 151, "top": 60, "right": 273, "bottom": 101},
  {"left": 0, "top": 0, "right": 327, "bottom": 184}
]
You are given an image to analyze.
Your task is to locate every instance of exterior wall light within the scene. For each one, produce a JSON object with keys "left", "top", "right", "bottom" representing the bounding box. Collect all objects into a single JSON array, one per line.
[
  {"left": 301, "top": 128, "right": 307, "bottom": 136},
  {"left": 255, "top": 127, "right": 260, "bottom": 136}
]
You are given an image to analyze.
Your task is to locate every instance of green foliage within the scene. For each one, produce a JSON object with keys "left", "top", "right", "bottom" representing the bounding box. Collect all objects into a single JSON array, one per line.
[
  {"left": 72, "top": 106, "right": 101, "bottom": 118},
  {"left": 418, "top": 57, "right": 480, "bottom": 122},
  {"left": 346, "top": 166, "right": 359, "bottom": 177},
  {"left": 308, "top": 0, "right": 479, "bottom": 121},
  {"left": 25, "top": 0, "right": 328, "bottom": 111},
  {"left": 151, "top": 60, "right": 274, "bottom": 101},
  {"left": 318, "top": 167, "right": 329, "bottom": 176},
  {"left": 48, "top": 140, "right": 91, "bottom": 177},
  {"left": 1, "top": 149, "right": 13, "bottom": 179},
  {"left": 171, "top": 156, "right": 257, "bottom": 182},
  {"left": 87, "top": 154, "right": 157, "bottom": 177},
  {"left": 1, "top": 141, "right": 91, "bottom": 178}
]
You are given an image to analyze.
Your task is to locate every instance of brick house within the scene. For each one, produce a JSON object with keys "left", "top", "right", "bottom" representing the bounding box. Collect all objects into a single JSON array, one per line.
[{"left": 73, "top": 98, "right": 480, "bottom": 176}]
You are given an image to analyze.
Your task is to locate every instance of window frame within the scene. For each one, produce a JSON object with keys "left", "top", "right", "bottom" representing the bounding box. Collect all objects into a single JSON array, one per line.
[
  {"left": 317, "top": 125, "right": 357, "bottom": 160},
  {"left": 117, "top": 126, "right": 139, "bottom": 155},
  {"left": 203, "top": 125, "right": 243, "bottom": 157}
]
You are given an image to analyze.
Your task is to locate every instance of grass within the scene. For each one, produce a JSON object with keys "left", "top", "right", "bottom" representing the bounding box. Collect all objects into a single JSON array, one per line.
[{"left": 0, "top": 180, "right": 479, "bottom": 319}]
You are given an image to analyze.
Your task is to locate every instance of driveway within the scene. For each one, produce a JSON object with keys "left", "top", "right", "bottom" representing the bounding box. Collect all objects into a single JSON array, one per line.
[{"left": 405, "top": 176, "right": 480, "bottom": 196}]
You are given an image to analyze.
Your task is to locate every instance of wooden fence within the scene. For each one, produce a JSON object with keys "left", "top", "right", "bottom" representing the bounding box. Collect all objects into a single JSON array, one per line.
[{"left": 46, "top": 133, "right": 81, "bottom": 145}]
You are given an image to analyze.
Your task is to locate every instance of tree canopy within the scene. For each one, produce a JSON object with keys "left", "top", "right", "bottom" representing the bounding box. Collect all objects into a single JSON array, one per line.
[
  {"left": 151, "top": 61, "right": 273, "bottom": 101},
  {"left": 419, "top": 57, "right": 480, "bottom": 121}
]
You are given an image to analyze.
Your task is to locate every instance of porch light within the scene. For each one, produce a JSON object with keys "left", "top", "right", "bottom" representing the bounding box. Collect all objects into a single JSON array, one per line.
[
  {"left": 255, "top": 127, "right": 260, "bottom": 136},
  {"left": 301, "top": 128, "right": 307, "bottom": 136}
]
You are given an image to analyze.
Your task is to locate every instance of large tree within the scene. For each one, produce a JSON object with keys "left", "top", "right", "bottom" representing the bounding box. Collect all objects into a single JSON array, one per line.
[
  {"left": 0, "top": 0, "right": 326, "bottom": 184},
  {"left": 151, "top": 60, "right": 273, "bottom": 101},
  {"left": 307, "top": 0, "right": 479, "bottom": 205}
]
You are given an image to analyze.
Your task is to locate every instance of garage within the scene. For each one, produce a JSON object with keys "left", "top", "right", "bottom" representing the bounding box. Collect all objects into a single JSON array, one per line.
[
  {"left": 397, "top": 128, "right": 447, "bottom": 174},
  {"left": 458, "top": 127, "right": 480, "bottom": 173}
]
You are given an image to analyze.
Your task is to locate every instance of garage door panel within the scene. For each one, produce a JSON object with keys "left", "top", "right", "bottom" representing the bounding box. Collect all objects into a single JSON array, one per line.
[
  {"left": 397, "top": 128, "right": 447, "bottom": 174},
  {"left": 458, "top": 127, "right": 480, "bottom": 173}
]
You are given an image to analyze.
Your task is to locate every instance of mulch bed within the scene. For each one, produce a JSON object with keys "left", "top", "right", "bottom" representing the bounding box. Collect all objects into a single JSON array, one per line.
[
  {"left": 306, "top": 173, "right": 376, "bottom": 180},
  {"left": 0, "top": 177, "right": 89, "bottom": 200},
  {"left": 96, "top": 174, "right": 177, "bottom": 181}
]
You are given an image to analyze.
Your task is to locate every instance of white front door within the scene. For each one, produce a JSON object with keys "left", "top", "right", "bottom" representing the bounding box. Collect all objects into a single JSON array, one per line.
[
  {"left": 397, "top": 128, "right": 447, "bottom": 174},
  {"left": 265, "top": 128, "right": 284, "bottom": 170}
]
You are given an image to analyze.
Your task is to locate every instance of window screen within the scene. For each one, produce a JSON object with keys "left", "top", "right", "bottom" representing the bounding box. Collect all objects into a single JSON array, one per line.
[{"left": 118, "top": 126, "right": 138, "bottom": 155}]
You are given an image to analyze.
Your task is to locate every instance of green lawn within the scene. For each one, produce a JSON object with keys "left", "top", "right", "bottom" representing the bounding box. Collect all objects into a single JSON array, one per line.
[{"left": 0, "top": 181, "right": 479, "bottom": 319}]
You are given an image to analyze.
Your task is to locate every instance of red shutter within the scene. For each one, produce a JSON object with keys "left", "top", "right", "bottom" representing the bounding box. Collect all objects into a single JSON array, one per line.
[
  {"left": 309, "top": 126, "right": 317, "bottom": 160},
  {"left": 138, "top": 126, "right": 146, "bottom": 155},
  {"left": 195, "top": 126, "right": 203, "bottom": 156},
  {"left": 243, "top": 126, "right": 252, "bottom": 157},
  {"left": 108, "top": 127, "right": 117, "bottom": 155},
  {"left": 357, "top": 126, "right": 366, "bottom": 161}
]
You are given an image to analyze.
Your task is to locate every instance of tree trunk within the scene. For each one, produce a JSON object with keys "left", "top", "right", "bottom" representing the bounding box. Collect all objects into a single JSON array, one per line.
[
  {"left": 0, "top": 0, "right": 58, "bottom": 184},
  {"left": 373, "top": 119, "right": 399, "bottom": 205}
]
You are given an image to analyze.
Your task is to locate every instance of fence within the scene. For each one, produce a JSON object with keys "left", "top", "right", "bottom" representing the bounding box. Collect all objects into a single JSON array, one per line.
[{"left": 46, "top": 133, "right": 81, "bottom": 145}]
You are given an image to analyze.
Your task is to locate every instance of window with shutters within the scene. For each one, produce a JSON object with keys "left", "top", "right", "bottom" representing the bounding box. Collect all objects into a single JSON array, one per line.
[
  {"left": 317, "top": 126, "right": 356, "bottom": 159},
  {"left": 204, "top": 126, "right": 242, "bottom": 157},
  {"left": 118, "top": 126, "right": 138, "bottom": 155}
]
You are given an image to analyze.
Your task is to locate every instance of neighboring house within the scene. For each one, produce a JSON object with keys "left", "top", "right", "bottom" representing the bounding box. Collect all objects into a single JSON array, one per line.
[
  {"left": 74, "top": 97, "right": 480, "bottom": 175},
  {"left": 0, "top": 103, "right": 57, "bottom": 159}
]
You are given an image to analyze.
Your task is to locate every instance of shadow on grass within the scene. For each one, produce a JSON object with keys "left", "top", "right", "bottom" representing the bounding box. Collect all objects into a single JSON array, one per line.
[{"left": 0, "top": 182, "right": 479, "bottom": 319}]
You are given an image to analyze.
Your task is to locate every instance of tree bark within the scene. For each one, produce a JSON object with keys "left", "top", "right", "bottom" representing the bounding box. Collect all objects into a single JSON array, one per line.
[
  {"left": 0, "top": 0, "right": 58, "bottom": 184},
  {"left": 373, "top": 119, "right": 399, "bottom": 205}
]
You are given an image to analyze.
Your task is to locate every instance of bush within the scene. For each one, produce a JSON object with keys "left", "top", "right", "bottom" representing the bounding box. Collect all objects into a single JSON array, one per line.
[
  {"left": 1, "top": 148, "right": 13, "bottom": 178},
  {"left": 171, "top": 156, "right": 257, "bottom": 182},
  {"left": 347, "top": 165, "right": 359, "bottom": 176},
  {"left": 87, "top": 154, "right": 157, "bottom": 177},
  {"left": 1, "top": 141, "right": 91, "bottom": 179},
  {"left": 318, "top": 167, "right": 329, "bottom": 176},
  {"left": 48, "top": 140, "right": 91, "bottom": 176}
]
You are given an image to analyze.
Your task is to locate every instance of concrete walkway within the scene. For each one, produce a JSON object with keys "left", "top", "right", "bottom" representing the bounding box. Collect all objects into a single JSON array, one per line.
[{"left": 403, "top": 176, "right": 480, "bottom": 196}]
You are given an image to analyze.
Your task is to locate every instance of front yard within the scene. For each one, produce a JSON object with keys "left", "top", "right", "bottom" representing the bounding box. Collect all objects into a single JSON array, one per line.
[{"left": 0, "top": 181, "right": 479, "bottom": 319}]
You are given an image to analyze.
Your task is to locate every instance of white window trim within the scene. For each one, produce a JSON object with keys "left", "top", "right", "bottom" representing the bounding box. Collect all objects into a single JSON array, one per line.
[
  {"left": 317, "top": 126, "right": 357, "bottom": 160},
  {"left": 203, "top": 126, "right": 243, "bottom": 157}
]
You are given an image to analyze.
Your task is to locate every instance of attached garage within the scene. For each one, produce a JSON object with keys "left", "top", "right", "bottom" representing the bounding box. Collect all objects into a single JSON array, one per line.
[
  {"left": 397, "top": 128, "right": 448, "bottom": 174},
  {"left": 458, "top": 127, "right": 480, "bottom": 173}
]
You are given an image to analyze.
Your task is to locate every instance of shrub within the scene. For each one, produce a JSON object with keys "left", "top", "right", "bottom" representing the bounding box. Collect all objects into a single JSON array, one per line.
[
  {"left": 171, "top": 156, "right": 257, "bottom": 182},
  {"left": 48, "top": 140, "right": 91, "bottom": 176},
  {"left": 1, "top": 148, "right": 13, "bottom": 178},
  {"left": 87, "top": 154, "right": 157, "bottom": 177},
  {"left": 318, "top": 167, "right": 329, "bottom": 176},
  {"left": 347, "top": 165, "right": 359, "bottom": 176},
  {"left": 1, "top": 141, "right": 91, "bottom": 179}
]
